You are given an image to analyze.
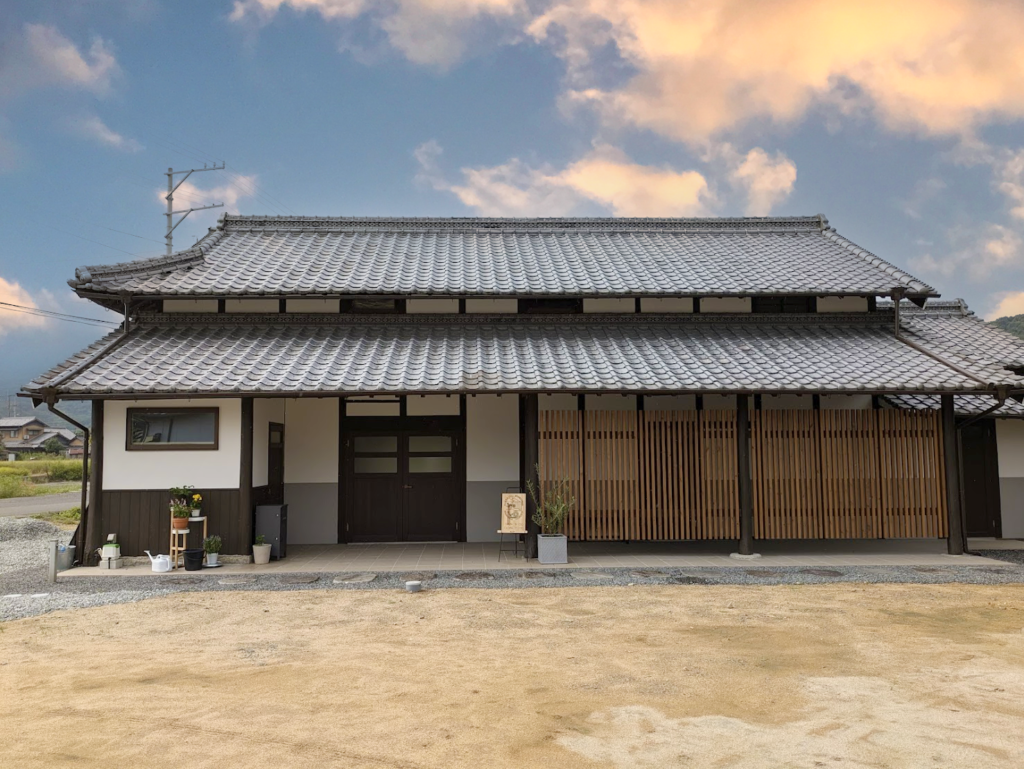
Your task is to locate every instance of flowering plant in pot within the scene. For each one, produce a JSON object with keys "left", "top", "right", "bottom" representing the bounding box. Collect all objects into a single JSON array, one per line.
[
  {"left": 170, "top": 503, "right": 192, "bottom": 530},
  {"left": 169, "top": 485, "right": 195, "bottom": 506},
  {"left": 189, "top": 492, "right": 203, "bottom": 516},
  {"left": 526, "top": 468, "right": 574, "bottom": 564},
  {"left": 203, "top": 534, "right": 222, "bottom": 566},
  {"left": 253, "top": 534, "right": 272, "bottom": 565}
]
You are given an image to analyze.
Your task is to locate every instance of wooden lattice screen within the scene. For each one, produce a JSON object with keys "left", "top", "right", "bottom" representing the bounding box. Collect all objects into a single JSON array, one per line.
[
  {"left": 751, "top": 409, "right": 947, "bottom": 539},
  {"left": 540, "top": 408, "right": 947, "bottom": 542}
]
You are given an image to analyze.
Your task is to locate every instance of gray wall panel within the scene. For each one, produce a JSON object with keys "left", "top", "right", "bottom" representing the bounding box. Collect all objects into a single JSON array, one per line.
[
  {"left": 284, "top": 482, "right": 339, "bottom": 544},
  {"left": 1000, "top": 478, "right": 1024, "bottom": 538},
  {"left": 467, "top": 480, "right": 518, "bottom": 542}
]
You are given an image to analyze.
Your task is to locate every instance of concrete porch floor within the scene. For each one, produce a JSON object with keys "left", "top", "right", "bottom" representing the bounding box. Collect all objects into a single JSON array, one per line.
[{"left": 60, "top": 538, "right": 1012, "bottom": 577}]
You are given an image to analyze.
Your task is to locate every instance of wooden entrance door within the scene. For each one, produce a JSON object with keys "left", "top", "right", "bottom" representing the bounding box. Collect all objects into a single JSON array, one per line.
[
  {"left": 344, "top": 423, "right": 462, "bottom": 542},
  {"left": 961, "top": 420, "right": 1002, "bottom": 538},
  {"left": 268, "top": 423, "right": 285, "bottom": 505}
]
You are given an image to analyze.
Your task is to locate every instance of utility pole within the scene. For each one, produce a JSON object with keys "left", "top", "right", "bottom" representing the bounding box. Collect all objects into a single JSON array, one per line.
[{"left": 165, "top": 163, "right": 225, "bottom": 254}]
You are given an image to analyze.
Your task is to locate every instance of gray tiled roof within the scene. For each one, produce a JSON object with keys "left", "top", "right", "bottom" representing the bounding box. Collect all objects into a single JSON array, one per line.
[
  {"left": 0, "top": 416, "right": 41, "bottom": 428},
  {"left": 884, "top": 393, "right": 1024, "bottom": 417},
  {"left": 68, "top": 215, "right": 936, "bottom": 298},
  {"left": 23, "top": 314, "right": 1020, "bottom": 397}
]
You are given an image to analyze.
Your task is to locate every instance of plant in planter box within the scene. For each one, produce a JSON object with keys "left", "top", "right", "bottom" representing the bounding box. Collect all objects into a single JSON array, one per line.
[
  {"left": 526, "top": 468, "right": 575, "bottom": 564},
  {"left": 170, "top": 503, "right": 192, "bottom": 530},
  {"left": 189, "top": 492, "right": 203, "bottom": 516},
  {"left": 203, "top": 534, "right": 222, "bottom": 566},
  {"left": 253, "top": 534, "right": 272, "bottom": 565}
]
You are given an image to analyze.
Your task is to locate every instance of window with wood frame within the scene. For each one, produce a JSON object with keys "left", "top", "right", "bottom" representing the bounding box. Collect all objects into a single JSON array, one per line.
[{"left": 126, "top": 408, "right": 220, "bottom": 451}]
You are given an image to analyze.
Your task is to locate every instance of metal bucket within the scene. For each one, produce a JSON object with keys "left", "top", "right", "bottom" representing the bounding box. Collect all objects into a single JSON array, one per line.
[{"left": 56, "top": 544, "right": 76, "bottom": 572}]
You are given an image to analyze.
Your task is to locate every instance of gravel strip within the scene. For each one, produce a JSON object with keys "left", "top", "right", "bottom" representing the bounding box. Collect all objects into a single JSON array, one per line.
[{"left": 4, "top": 518, "right": 1024, "bottom": 623}]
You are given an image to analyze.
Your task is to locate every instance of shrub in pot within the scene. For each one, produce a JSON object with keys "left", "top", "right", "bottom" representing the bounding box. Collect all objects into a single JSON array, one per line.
[
  {"left": 527, "top": 468, "right": 574, "bottom": 565},
  {"left": 253, "top": 534, "right": 272, "bottom": 565},
  {"left": 170, "top": 503, "right": 191, "bottom": 530},
  {"left": 203, "top": 534, "right": 222, "bottom": 566}
]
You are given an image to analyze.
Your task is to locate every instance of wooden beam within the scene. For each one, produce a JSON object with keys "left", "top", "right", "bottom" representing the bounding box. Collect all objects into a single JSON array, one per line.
[
  {"left": 941, "top": 394, "right": 964, "bottom": 554},
  {"left": 239, "top": 397, "right": 254, "bottom": 549},
  {"left": 84, "top": 400, "right": 104, "bottom": 566},
  {"left": 521, "top": 394, "right": 540, "bottom": 559},
  {"left": 737, "top": 395, "right": 754, "bottom": 555}
]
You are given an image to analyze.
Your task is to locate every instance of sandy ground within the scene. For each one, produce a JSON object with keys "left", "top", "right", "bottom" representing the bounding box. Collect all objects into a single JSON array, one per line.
[{"left": 2, "top": 585, "right": 1024, "bottom": 768}]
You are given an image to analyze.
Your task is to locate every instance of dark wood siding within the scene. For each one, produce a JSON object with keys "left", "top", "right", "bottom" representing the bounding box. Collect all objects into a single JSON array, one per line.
[{"left": 99, "top": 489, "right": 246, "bottom": 555}]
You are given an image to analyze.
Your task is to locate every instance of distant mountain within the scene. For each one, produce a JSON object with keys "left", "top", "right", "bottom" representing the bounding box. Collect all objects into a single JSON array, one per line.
[{"left": 991, "top": 314, "right": 1024, "bottom": 340}]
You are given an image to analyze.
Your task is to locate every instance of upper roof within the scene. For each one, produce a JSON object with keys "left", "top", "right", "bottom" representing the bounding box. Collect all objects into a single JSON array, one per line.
[
  {"left": 22, "top": 311, "right": 1022, "bottom": 398},
  {"left": 885, "top": 393, "right": 1024, "bottom": 417},
  {"left": 68, "top": 214, "right": 937, "bottom": 299},
  {"left": 0, "top": 416, "right": 44, "bottom": 429}
]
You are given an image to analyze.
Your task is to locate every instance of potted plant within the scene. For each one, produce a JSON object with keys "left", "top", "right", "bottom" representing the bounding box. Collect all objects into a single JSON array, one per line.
[
  {"left": 527, "top": 468, "right": 574, "bottom": 564},
  {"left": 171, "top": 502, "right": 191, "bottom": 530},
  {"left": 189, "top": 492, "right": 203, "bottom": 517},
  {"left": 169, "top": 485, "right": 194, "bottom": 508},
  {"left": 203, "top": 534, "right": 222, "bottom": 566},
  {"left": 253, "top": 534, "right": 272, "bottom": 565}
]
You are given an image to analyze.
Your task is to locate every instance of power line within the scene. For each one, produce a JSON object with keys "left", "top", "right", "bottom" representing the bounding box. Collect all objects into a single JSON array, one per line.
[{"left": 0, "top": 302, "right": 120, "bottom": 328}]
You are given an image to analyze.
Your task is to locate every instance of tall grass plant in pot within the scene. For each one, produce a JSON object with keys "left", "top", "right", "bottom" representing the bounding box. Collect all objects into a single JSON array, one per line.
[{"left": 527, "top": 469, "right": 574, "bottom": 564}]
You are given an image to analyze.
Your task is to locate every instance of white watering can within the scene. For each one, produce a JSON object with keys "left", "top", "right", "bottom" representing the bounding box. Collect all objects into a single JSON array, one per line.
[{"left": 144, "top": 551, "right": 172, "bottom": 573}]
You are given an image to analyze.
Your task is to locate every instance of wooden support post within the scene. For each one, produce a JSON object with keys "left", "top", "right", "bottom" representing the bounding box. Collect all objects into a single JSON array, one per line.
[
  {"left": 239, "top": 397, "right": 254, "bottom": 551},
  {"left": 941, "top": 394, "right": 964, "bottom": 555},
  {"left": 84, "top": 400, "right": 104, "bottom": 566},
  {"left": 521, "top": 394, "right": 540, "bottom": 559},
  {"left": 737, "top": 395, "right": 754, "bottom": 555}
]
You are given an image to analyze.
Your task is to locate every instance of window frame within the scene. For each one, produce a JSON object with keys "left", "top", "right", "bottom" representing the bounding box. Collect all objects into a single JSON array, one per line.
[{"left": 125, "top": 407, "right": 220, "bottom": 452}]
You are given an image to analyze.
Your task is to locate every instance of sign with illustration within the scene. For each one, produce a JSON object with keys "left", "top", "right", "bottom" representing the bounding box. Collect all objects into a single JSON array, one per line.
[{"left": 500, "top": 493, "right": 528, "bottom": 533}]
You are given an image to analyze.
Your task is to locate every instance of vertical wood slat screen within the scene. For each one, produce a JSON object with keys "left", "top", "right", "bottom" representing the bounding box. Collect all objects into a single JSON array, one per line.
[
  {"left": 539, "top": 410, "right": 738, "bottom": 541},
  {"left": 751, "top": 409, "right": 946, "bottom": 539}
]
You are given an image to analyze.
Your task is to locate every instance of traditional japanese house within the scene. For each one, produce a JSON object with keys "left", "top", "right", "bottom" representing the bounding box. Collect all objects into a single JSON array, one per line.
[{"left": 21, "top": 214, "right": 1024, "bottom": 563}]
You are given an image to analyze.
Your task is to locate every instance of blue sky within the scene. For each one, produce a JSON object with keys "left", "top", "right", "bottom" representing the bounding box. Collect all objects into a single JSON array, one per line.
[{"left": 2, "top": 0, "right": 1024, "bottom": 403}]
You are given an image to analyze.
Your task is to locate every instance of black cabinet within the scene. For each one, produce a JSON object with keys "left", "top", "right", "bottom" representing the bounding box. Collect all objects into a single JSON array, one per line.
[{"left": 255, "top": 504, "right": 288, "bottom": 559}]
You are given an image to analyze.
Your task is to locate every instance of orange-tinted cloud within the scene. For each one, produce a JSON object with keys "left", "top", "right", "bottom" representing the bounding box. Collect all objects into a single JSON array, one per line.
[
  {"left": 987, "top": 291, "right": 1024, "bottom": 320},
  {"left": 532, "top": 0, "right": 1024, "bottom": 143},
  {"left": 417, "top": 141, "right": 712, "bottom": 216},
  {"left": 0, "top": 277, "right": 47, "bottom": 336}
]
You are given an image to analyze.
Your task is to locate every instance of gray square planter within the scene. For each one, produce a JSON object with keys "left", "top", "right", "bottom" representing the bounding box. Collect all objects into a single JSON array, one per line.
[{"left": 537, "top": 534, "right": 568, "bottom": 564}]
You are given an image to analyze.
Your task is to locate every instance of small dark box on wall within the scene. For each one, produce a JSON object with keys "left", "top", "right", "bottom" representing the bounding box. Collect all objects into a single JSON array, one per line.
[{"left": 255, "top": 504, "right": 288, "bottom": 559}]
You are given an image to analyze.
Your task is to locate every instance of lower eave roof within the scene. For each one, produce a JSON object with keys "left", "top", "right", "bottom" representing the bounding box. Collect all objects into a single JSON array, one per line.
[{"left": 21, "top": 314, "right": 1023, "bottom": 399}]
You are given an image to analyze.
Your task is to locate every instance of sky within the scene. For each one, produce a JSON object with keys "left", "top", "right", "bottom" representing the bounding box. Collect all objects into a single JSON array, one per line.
[{"left": 2, "top": 0, "right": 1024, "bottom": 407}]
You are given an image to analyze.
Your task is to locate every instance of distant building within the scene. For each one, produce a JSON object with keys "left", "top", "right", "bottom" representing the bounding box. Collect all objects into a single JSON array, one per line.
[{"left": 0, "top": 416, "right": 83, "bottom": 458}]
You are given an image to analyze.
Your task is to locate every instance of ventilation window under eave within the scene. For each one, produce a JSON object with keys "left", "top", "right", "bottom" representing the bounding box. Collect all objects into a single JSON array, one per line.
[{"left": 751, "top": 296, "right": 816, "bottom": 313}]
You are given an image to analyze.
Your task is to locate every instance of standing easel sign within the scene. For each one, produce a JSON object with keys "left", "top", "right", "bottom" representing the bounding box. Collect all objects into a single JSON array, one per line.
[{"left": 500, "top": 493, "right": 527, "bottom": 534}]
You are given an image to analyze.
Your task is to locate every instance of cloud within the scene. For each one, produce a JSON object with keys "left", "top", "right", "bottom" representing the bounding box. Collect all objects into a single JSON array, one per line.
[
  {"left": 155, "top": 174, "right": 259, "bottom": 214},
  {"left": 717, "top": 146, "right": 797, "bottom": 216},
  {"left": 987, "top": 291, "right": 1024, "bottom": 320},
  {"left": 0, "top": 277, "right": 48, "bottom": 336},
  {"left": 900, "top": 177, "right": 947, "bottom": 220},
  {"left": 68, "top": 115, "right": 142, "bottom": 153},
  {"left": 417, "top": 141, "right": 711, "bottom": 216},
  {"left": 0, "top": 24, "right": 120, "bottom": 98},
  {"left": 535, "top": 0, "right": 1024, "bottom": 145},
  {"left": 911, "top": 223, "right": 1022, "bottom": 280},
  {"left": 231, "top": 0, "right": 524, "bottom": 69}
]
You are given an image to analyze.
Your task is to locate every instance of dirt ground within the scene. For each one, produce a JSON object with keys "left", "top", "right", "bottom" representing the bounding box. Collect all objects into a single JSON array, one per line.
[{"left": 2, "top": 585, "right": 1024, "bottom": 768}]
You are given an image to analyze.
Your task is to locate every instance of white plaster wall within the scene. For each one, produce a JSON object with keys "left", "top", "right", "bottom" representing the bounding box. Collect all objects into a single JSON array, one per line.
[
  {"left": 283, "top": 398, "right": 339, "bottom": 484},
  {"left": 226, "top": 299, "right": 279, "bottom": 313},
  {"left": 163, "top": 299, "right": 218, "bottom": 313},
  {"left": 817, "top": 296, "right": 869, "bottom": 313},
  {"left": 346, "top": 400, "right": 401, "bottom": 416},
  {"left": 407, "top": 299, "right": 459, "bottom": 313},
  {"left": 820, "top": 394, "right": 873, "bottom": 410},
  {"left": 253, "top": 399, "right": 285, "bottom": 487},
  {"left": 467, "top": 396, "right": 519, "bottom": 482},
  {"left": 997, "top": 420, "right": 1024, "bottom": 477},
  {"left": 700, "top": 297, "right": 752, "bottom": 313},
  {"left": 407, "top": 395, "right": 461, "bottom": 416},
  {"left": 645, "top": 394, "right": 697, "bottom": 410},
  {"left": 287, "top": 298, "right": 340, "bottom": 313},
  {"left": 540, "top": 394, "right": 578, "bottom": 411},
  {"left": 763, "top": 394, "right": 813, "bottom": 410},
  {"left": 641, "top": 298, "right": 693, "bottom": 313},
  {"left": 103, "top": 399, "right": 241, "bottom": 490},
  {"left": 586, "top": 395, "right": 637, "bottom": 410},
  {"left": 466, "top": 299, "right": 517, "bottom": 313},
  {"left": 583, "top": 298, "right": 634, "bottom": 313}
]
